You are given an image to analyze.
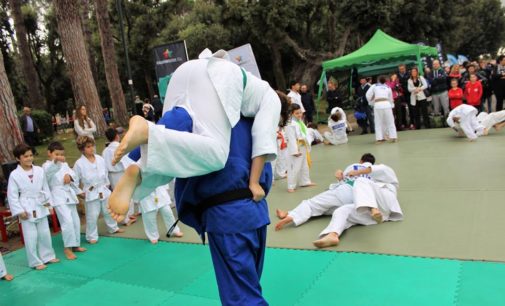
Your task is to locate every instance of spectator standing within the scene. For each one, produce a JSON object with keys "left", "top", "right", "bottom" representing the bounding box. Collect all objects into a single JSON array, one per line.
[
  {"left": 355, "top": 76, "right": 372, "bottom": 134},
  {"left": 387, "top": 73, "right": 407, "bottom": 130},
  {"left": 464, "top": 74, "right": 483, "bottom": 113},
  {"left": 300, "top": 84, "right": 315, "bottom": 124},
  {"left": 288, "top": 81, "right": 305, "bottom": 113},
  {"left": 326, "top": 80, "right": 341, "bottom": 114},
  {"left": 397, "top": 64, "right": 413, "bottom": 129},
  {"left": 151, "top": 94, "right": 163, "bottom": 121},
  {"left": 134, "top": 95, "right": 143, "bottom": 115},
  {"left": 492, "top": 55, "right": 505, "bottom": 111},
  {"left": 74, "top": 105, "right": 97, "bottom": 139},
  {"left": 19, "top": 107, "right": 40, "bottom": 155},
  {"left": 408, "top": 67, "right": 431, "bottom": 129},
  {"left": 428, "top": 60, "right": 450, "bottom": 116},
  {"left": 479, "top": 60, "right": 494, "bottom": 112},
  {"left": 448, "top": 78, "right": 464, "bottom": 110}
]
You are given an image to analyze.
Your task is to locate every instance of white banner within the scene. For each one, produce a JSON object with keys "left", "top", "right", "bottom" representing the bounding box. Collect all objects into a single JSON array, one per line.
[{"left": 227, "top": 43, "right": 261, "bottom": 79}]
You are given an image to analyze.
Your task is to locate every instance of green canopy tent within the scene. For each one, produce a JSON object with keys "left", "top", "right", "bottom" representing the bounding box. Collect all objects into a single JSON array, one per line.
[{"left": 316, "top": 29, "right": 438, "bottom": 118}]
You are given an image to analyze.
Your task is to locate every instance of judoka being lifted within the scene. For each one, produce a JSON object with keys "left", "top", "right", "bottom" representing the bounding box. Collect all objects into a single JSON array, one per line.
[{"left": 108, "top": 49, "right": 289, "bottom": 306}]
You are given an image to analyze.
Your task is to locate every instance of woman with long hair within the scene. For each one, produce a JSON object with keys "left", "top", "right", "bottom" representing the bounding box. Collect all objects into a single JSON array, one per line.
[
  {"left": 407, "top": 68, "right": 431, "bottom": 129},
  {"left": 74, "top": 105, "right": 97, "bottom": 139}
]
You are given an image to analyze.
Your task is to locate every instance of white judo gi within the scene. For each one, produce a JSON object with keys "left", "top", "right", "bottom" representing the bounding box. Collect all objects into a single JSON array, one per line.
[
  {"left": 102, "top": 142, "right": 136, "bottom": 224},
  {"left": 366, "top": 83, "right": 397, "bottom": 141},
  {"left": 319, "top": 164, "right": 403, "bottom": 237},
  {"left": 287, "top": 162, "right": 372, "bottom": 226},
  {"left": 42, "top": 160, "right": 82, "bottom": 248},
  {"left": 446, "top": 104, "right": 484, "bottom": 140},
  {"left": 133, "top": 49, "right": 281, "bottom": 200},
  {"left": 139, "top": 184, "right": 180, "bottom": 242},
  {"left": 477, "top": 110, "right": 505, "bottom": 131},
  {"left": 73, "top": 154, "right": 119, "bottom": 241},
  {"left": 285, "top": 118, "right": 312, "bottom": 190},
  {"left": 307, "top": 128, "right": 324, "bottom": 144},
  {"left": 7, "top": 165, "right": 57, "bottom": 267},
  {"left": 271, "top": 128, "right": 288, "bottom": 180},
  {"left": 288, "top": 90, "right": 306, "bottom": 113},
  {"left": 0, "top": 252, "right": 7, "bottom": 278},
  {"left": 323, "top": 107, "right": 348, "bottom": 145}
]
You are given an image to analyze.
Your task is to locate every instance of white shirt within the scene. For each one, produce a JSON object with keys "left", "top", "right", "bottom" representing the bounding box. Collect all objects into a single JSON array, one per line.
[
  {"left": 74, "top": 119, "right": 96, "bottom": 139},
  {"left": 287, "top": 90, "right": 305, "bottom": 113}
]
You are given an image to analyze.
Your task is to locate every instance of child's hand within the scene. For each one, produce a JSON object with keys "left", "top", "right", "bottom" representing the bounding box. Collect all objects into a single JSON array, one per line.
[
  {"left": 249, "top": 183, "right": 265, "bottom": 202},
  {"left": 335, "top": 170, "right": 344, "bottom": 180},
  {"left": 63, "top": 174, "right": 72, "bottom": 185},
  {"left": 20, "top": 212, "right": 29, "bottom": 220},
  {"left": 57, "top": 156, "right": 66, "bottom": 163},
  {"left": 294, "top": 153, "right": 302, "bottom": 157}
]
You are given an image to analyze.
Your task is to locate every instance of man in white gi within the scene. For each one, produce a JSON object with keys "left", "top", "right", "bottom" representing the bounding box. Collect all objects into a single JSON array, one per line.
[
  {"left": 313, "top": 159, "right": 404, "bottom": 248},
  {"left": 366, "top": 76, "right": 397, "bottom": 143},
  {"left": 43, "top": 142, "right": 86, "bottom": 260},
  {"left": 138, "top": 184, "right": 183, "bottom": 244},
  {"left": 323, "top": 107, "right": 348, "bottom": 145},
  {"left": 7, "top": 144, "right": 60, "bottom": 269},
  {"left": 287, "top": 80, "right": 305, "bottom": 113},
  {"left": 275, "top": 153, "right": 376, "bottom": 230},
  {"left": 446, "top": 104, "right": 484, "bottom": 141},
  {"left": 108, "top": 48, "right": 282, "bottom": 221}
]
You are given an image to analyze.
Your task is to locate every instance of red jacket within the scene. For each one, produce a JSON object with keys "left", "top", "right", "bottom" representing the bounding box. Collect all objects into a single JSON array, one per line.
[
  {"left": 448, "top": 87, "right": 463, "bottom": 109},
  {"left": 464, "top": 81, "right": 482, "bottom": 106}
]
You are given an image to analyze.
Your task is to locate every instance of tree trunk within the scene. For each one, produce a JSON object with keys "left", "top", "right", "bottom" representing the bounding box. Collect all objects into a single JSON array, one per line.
[
  {"left": 144, "top": 71, "right": 154, "bottom": 100},
  {"left": 80, "top": 0, "right": 99, "bottom": 83},
  {"left": 95, "top": 0, "right": 129, "bottom": 126},
  {"left": 9, "top": 0, "right": 46, "bottom": 110},
  {"left": 271, "top": 44, "right": 286, "bottom": 90},
  {"left": 54, "top": 0, "right": 106, "bottom": 135},
  {"left": 0, "top": 51, "right": 24, "bottom": 164}
]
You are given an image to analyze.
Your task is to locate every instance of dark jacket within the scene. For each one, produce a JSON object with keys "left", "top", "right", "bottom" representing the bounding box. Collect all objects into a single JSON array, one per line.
[
  {"left": 300, "top": 92, "right": 315, "bottom": 115},
  {"left": 427, "top": 68, "right": 448, "bottom": 94},
  {"left": 355, "top": 83, "right": 370, "bottom": 109},
  {"left": 398, "top": 71, "right": 411, "bottom": 96},
  {"left": 19, "top": 114, "right": 39, "bottom": 133},
  {"left": 326, "top": 89, "right": 341, "bottom": 113}
]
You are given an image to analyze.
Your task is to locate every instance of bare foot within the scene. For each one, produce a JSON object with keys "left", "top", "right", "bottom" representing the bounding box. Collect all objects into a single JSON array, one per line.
[
  {"left": 371, "top": 208, "right": 383, "bottom": 224},
  {"left": 108, "top": 164, "right": 141, "bottom": 223},
  {"left": 171, "top": 231, "right": 184, "bottom": 238},
  {"left": 482, "top": 128, "right": 489, "bottom": 136},
  {"left": 301, "top": 182, "right": 316, "bottom": 187},
  {"left": 73, "top": 247, "right": 87, "bottom": 252},
  {"left": 123, "top": 218, "right": 137, "bottom": 226},
  {"left": 494, "top": 122, "right": 505, "bottom": 131},
  {"left": 113, "top": 228, "right": 125, "bottom": 234},
  {"left": 287, "top": 189, "right": 295, "bottom": 193},
  {"left": 276, "top": 209, "right": 288, "bottom": 219},
  {"left": 390, "top": 138, "right": 398, "bottom": 143},
  {"left": 64, "top": 248, "right": 77, "bottom": 260},
  {"left": 150, "top": 240, "right": 158, "bottom": 244},
  {"left": 313, "top": 232, "right": 340, "bottom": 248},
  {"left": 35, "top": 264, "right": 47, "bottom": 270},
  {"left": 112, "top": 115, "right": 149, "bottom": 165},
  {"left": 88, "top": 240, "right": 98, "bottom": 244},
  {"left": 3, "top": 274, "right": 13, "bottom": 281},
  {"left": 375, "top": 140, "right": 385, "bottom": 145},
  {"left": 275, "top": 216, "right": 294, "bottom": 231},
  {"left": 48, "top": 258, "right": 60, "bottom": 264}
]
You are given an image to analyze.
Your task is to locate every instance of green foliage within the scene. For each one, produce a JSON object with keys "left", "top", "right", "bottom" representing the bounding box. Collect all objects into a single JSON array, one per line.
[{"left": 18, "top": 109, "right": 53, "bottom": 140}]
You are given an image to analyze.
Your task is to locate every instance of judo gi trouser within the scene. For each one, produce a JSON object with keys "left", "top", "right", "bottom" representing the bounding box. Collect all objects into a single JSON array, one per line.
[
  {"left": 319, "top": 204, "right": 377, "bottom": 237},
  {"left": 142, "top": 206, "right": 180, "bottom": 241},
  {"left": 287, "top": 150, "right": 311, "bottom": 190},
  {"left": 353, "top": 179, "right": 396, "bottom": 218},
  {"left": 374, "top": 108, "right": 397, "bottom": 141},
  {"left": 478, "top": 111, "right": 505, "bottom": 130},
  {"left": 0, "top": 253, "right": 8, "bottom": 278},
  {"left": 21, "top": 218, "right": 56, "bottom": 267},
  {"left": 289, "top": 185, "right": 353, "bottom": 226},
  {"left": 85, "top": 198, "right": 119, "bottom": 241},
  {"left": 208, "top": 226, "right": 268, "bottom": 306},
  {"left": 54, "top": 204, "right": 81, "bottom": 248},
  {"left": 323, "top": 131, "right": 348, "bottom": 145},
  {"left": 432, "top": 91, "right": 450, "bottom": 116},
  {"left": 456, "top": 115, "right": 484, "bottom": 140}
]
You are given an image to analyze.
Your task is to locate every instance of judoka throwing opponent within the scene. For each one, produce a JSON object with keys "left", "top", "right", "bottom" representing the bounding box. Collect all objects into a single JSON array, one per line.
[{"left": 108, "top": 49, "right": 289, "bottom": 305}]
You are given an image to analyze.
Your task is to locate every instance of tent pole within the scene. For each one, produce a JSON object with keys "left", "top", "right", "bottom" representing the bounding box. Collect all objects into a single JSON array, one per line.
[
  {"left": 416, "top": 49, "right": 423, "bottom": 76},
  {"left": 316, "top": 70, "right": 326, "bottom": 124}
]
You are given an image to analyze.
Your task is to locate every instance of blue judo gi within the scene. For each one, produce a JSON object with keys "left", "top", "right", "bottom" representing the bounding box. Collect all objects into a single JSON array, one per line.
[{"left": 129, "top": 107, "right": 272, "bottom": 306}]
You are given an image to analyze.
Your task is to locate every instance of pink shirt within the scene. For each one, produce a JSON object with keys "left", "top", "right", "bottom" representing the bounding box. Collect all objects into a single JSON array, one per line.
[{"left": 386, "top": 80, "right": 399, "bottom": 99}]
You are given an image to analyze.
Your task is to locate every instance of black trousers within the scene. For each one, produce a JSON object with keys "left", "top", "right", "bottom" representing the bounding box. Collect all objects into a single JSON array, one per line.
[
  {"left": 23, "top": 132, "right": 38, "bottom": 153},
  {"left": 413, "top": 100, "right": 430, "bottom": 129},
  {"left": 394, "top": 97, "right": 407, "bottom": 128}
]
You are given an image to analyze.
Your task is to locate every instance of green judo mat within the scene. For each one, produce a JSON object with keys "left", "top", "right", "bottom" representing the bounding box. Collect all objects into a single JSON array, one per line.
[{"left": 2, "top": 236, "right": 505, "bottom": 306}]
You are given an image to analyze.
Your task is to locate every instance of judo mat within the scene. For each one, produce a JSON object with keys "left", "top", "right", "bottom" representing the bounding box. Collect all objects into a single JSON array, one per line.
[
  {"left": 110, "top": 128, "right": 505, "bottom": 262},
  {"left": 2, "top": 236, "right": 505, "bottom": 306}
]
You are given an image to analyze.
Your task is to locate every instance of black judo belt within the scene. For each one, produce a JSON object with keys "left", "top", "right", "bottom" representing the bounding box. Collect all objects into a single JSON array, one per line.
[{"left": 166, "top": 188, "right": 253, "bottom": 237}]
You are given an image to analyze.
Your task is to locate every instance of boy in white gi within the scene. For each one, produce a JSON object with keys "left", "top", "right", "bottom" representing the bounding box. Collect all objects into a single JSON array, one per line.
[
  {"left": 139, "top": 184, "right": 183, "bottom": 244},
  {"left": 102, "top": 128, "right": 136, "bottom": 226},
  {"left": 323, "top": 107, "right": 348, "bottom": 145},
  {"left": 446, "top": 104, "right": 484, "bottom": 141},
  {"left": 271, "top": 127, "right": 288, "bottom": 180},
  {"left": 366, "top": 76, "right": 397, "bottom": 143},
  {"left": 43, "top": 142, "right": 87, "bottom": 260},
  {"left": 477, "top": 110, "right": 505, "bottom": 135},
  {"left": 275, "top": 153, "right": 375, "bottom": 231},
  {"left": 73, "top": 136, "right": 124, "bottom": 244},
  {"left": 7, "top": 144, "right": 60, "bottom": 270},
  {"left": 0, "top": 252, "right": 14, "bottom": 281},
  {"left": 285, "top": 103, "right": 316, "bottom": 193},
  {"left": 313, "top": 159, "right": 404, "bottom": 248}
]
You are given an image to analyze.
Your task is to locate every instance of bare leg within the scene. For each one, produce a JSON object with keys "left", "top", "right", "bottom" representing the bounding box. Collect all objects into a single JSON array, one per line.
[
  {"left": 313, "top": 232, "right": 340, "bottom": 248},
  {"left": 494, "top": 121, "right": 505, "bottom": 131},
  {"left": 2, "top": 274, "right": 13, "bottom": 281},
  {"left": 371, "top": 208, "right": 383, "bottom": 224},
  {"left": 112, "top": 228, "right": 125, "bottom": 234},
  {"left": 275, "top": 216, "right": 294, "bottom": 231},
  {"left": 64, "top": 248, "right": 77, "bottom": 260},
  {"left": 112, "top": 116, "right": 149, "bottom": 165},
  {"left": 108, "top": 164, "right": 141, "bottom": 223},
  {"left": 276, "top": 209, "right": 288, "bottom": 219}
]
